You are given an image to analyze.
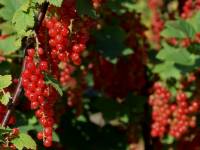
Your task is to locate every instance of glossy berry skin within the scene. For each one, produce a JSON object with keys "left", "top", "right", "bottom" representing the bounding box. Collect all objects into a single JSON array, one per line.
[
  {"left": 39, "top": 61, "right": 48, "bottom": 71},
  {"left": 149, "top": 82, "right": 199, "bottom": 139},
  {"left": 22, "top": 47, "right": 58, "bottom": 147},
  {"left": 43, "top": 139, "right": 52, "bottom": 147}
]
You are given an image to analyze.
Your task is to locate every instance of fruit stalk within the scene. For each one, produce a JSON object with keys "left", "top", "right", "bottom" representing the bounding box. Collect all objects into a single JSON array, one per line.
[{"left": 1, "top": 2, "right": 49, "bottom": 127}]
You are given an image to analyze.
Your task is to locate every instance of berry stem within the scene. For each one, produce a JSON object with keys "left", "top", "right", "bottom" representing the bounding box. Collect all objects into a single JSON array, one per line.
[{"left": 1, "top": 2, "right": 49, "bottom": 127}]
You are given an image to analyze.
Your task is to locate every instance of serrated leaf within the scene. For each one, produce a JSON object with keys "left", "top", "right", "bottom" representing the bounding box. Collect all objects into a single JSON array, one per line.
[
  {"left": 12, "top": 9, "right": 34, "bottom": 35},
  {"left": 0, "top": 75, "right": 12, "bottom": 90},
  {"left": 11, "top": 133, "right": 36, "bottom": 150},
  {"left": 0, "top": 0, "right": 26, "bottom": 21},
  {"left": 157, "top": 43, "right": 196, "bottom": 66},
  {"left": 1, "top": 92, "right": 11, "bottom": 105},
  {"left": 45, "top": 74, "right": 63, "bottom": 96},
  {"left": 153, "top": 61, "right": 181, "bottom": 80},
  {"left": 35, "top": 0, "right": 46, "bottom": 5},
  {"left": 0, "top": 22, "right": 15, "bottom": 34},
  {"left": 161, "top": 20, "right": 196, "bottom": 39},
  {"left": 20, "top": 0, "right": 31, "bottom": 11},
  {"left": 48, "top": 0, "right": 63, "bottom": 7},
  {"left": 0, "top": 36, "right": 19, "bottom": 55},
  {"left": 76, "top": 0, "right": 97, "bottom": 19}
]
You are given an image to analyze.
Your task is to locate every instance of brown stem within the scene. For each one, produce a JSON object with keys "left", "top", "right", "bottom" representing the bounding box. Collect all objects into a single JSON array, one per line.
[{"left": 1, "top": 2, "right": 49, "bottom": 127}]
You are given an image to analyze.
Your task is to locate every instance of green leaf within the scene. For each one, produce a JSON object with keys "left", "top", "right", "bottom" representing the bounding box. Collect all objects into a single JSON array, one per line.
[
  {"left": 189, "top": 12, "right": 200, "bottom": 33},
  {"left": 11, "top": 133, "right": 36, "bottom": 150},
  {"left": 53, "top": 131, "right": 60, "bottom": 142},
  {"left": 0, "top": 0, "right": 26, "bottom": 21},
  {"left": 12, "top": 9, "right": 34, "bottom": 35},
  {"left": 0, "top": 36, "right": 19, "bottom": 55},
  {"left": 161, "top": 135, "right": 175, "bottom": 144},
  {"left": 85, "top": 72, "right": 94, "bottom": 87},
  {"left": 0, "top": 75, "right": 12, "bottom": 90},
  {"left": 0, "top": 22, "right": 15, "bottom": 34},
  {"left": 1, "top": 92, "right": 11, "bottom": 105},
  {"left": 76, "top": 115, "right": 87, "bottom": 122},
  {"left": 122, "top": 48, "right": 134, "bottom": 56},
  {"left": 20, "top": 0, "right": 31, "bottom": 12},
  {"left": 161, "top": 20, "right": 196, "bottom": 39},
  {"left": 119, "top": 115, "right": 129, "bottom": 123},
  {"left": 76, "top": 0, "right": 97, "bottom": 19},
  {"left": 157, "top": 43, "right": 196, "bottom": 66},
  {"left": 35, "top": 0, "right": 46, "bottom": 5},
  {"left": 28, "top": 116, "right": 37, "bottom": 125},
  {"left": 0, "top": 127, "right": 12, "bottom": 142},
  {"left": 48, "top": 0, "right": 63, "bottom": 7},
  {"left": 153, "top": 61, "right": 181, "bottom": 80},
  {"left": 45, "top": 74, "right": 63, "bottom": 96}
]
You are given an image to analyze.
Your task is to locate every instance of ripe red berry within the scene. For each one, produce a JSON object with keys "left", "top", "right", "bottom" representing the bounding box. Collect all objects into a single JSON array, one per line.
[
  {"left": 38, "top": 48, "right": 44, "bottom": 55},
  {"left": 39, "top": 61, "right": 48, "bottom": 71},
  {"left": 27, "top": 48, "right": 35, "bottom": 57},
  {"left": 43, "top": 139, "right": 52, "bottom": 147},
  {"left": 37, "top": 131, "right": 43, "bottom": 140}
]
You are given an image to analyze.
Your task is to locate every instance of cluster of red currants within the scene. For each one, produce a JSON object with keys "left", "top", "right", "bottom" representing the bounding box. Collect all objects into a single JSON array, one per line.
[
  {"left": 149, "top": 82, "right": 171, "bottom": 138},
  {"left": 44, "top": 17, "right": 69, "bottom": 62},
  {"left": 169, "top": 92, "right": 198, "bottom": 139},
  {"left": 59, "top": 62, "right": 75, "bottom": 87},
  {"left": 149, "top": 82, "right": 199, "bottom": 139},
  {"left": 22, "top": 48, "right": 57, "bottom": 147},
  {"left": 148, "top": 0, "right": 164, "bottom": 47},
  {"left": 181, "top": 0, "right": 200, "bottom": 18}
]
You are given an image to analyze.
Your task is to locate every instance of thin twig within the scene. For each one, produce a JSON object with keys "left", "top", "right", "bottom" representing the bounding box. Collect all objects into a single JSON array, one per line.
[{"left": 1, "top": 2, "right": 49, "bottom": 127}]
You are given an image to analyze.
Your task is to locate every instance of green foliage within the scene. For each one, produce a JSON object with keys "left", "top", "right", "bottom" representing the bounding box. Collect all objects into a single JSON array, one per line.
[
  {"left": 156, "top": 43, "right": 196, "bottom": 66},
  {"left": 161, "top": 20, "right": 196, "bottom": 39},
  {"left": 92, "top": 94, "right": 146, "bottom": 123},
  {"left": 188, "top": 12, "right": 200, "bottom": 32},
  {"left": 153, "top": 43, "right": 200, "bottom": 80},
  {"left": 0, "top": 127, "right": 12, "bottom": 142},
  {"left": 76, "top": 0, "right": 97, "bottom": 18},
  {"left": 92, "top": 26, "right": 132, "bottom": 63},
  {"left": 0, "top": 0, "right": 26, "bottom": 21},
  {"left": 44, "top": 74, "right": 63, "bottom": 96},
  {"left": 0, "top": 92, "right": 11, "bottom": 105},
  {"left": 153, "top": 61, "right": 181, "bottom": 80},
  {"left": 161, "top": 135, "right": 175, "bottom": 144},
  {"left": 11, "top": 133, "right": 36, "bottom": 150},
  {"left": 0, "top": 36, "right": 19, "bottom": 54},
  {"left": 59, "top": 112, "right": 127, "bottom": 150},
  {"left": 48, "top": 0, "right": 64, "bottom": 7},
  {"left": 0, "top": 75, "right": 12, "bottom": 90},
  {"left": 105, "top": 0, "right": 136, "bottom": 14},
  {"left": 12, "top": 4, "right": 35, "bottom": 36},
  {"left": 0, "top": 22, "right": 15, "bottom": 34},
  {"left": 33, "top": 0, "right": 46, "bottom": 5}
]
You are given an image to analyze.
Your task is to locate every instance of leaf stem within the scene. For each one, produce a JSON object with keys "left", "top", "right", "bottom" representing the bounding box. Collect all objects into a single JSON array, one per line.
[{"left": 1, "top": 2, "right": 49, "bottom": 127}]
